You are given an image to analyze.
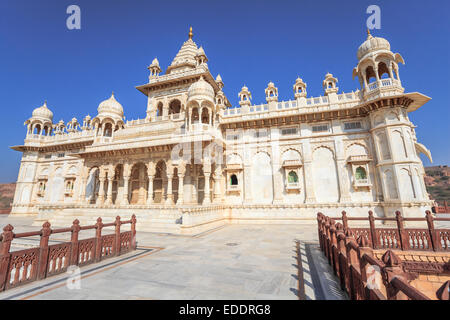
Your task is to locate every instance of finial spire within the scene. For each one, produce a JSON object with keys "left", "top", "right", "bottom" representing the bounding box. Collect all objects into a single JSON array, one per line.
[
  {"left": 189, "top": 26, "right": 193, "bottom": 39},
  {"left": 367, "top": 28, "right": 373, "bottom": 39}
]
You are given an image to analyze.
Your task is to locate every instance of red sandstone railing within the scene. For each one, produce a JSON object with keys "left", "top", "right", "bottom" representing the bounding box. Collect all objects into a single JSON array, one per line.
[
  {"left": 433, "top": 200, "right": 450, "bottom": 214},
  {"left": 317, "top": 212, "right": 450, "bottom": 300},
  {"left": 0, "top": 215, "right": 136, "bottom": 292},
  {"left": 321, "top": 210, "right": 450, "bottom": 252}
]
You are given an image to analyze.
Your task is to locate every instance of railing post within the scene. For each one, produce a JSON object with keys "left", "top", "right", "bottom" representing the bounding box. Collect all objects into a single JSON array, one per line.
[
  {"left": 395, "top": 211, "right": 408, "bottom": 250},
  {"left": 115, "top": 216, "right": 121, "bottom": 256},
  {"left": 37, "top": 222, "right": 51, "bottom": 280},
  {"left": 95, "top": 217, "right": 103, "bottom": 262},
  {"left": 334, "top": 223, "right": 344, "bottom": 277},
  {"left": 69, "top": 219, "right": 80, "bottom": 266},
  {"left": 444, "top": 201, "right": 448, "bottom": 213},
  {"left": 329, "top": 220, "right": 338, "bottom": 274},
  {"left": 336, "top": 230, "right": 347, "bottom": 290},
  {"left": 0, "top": 224, "right": 14, "bottom": 291},
  {"left": 345, "top": 230, "right": 358, "bottom": 299},
  {"left": 425, "top": 210, "right": 441, "bottom": 251},
  {"left": 381, "top": 250, "right": 408, "bottom": 300},
  {"left": 368, "top": 211, "right": 378, "bottom": 249},
  {"left": 317, "top": 213, "right": 323, "bottom": 251},
  {"left": 131, "top": 214, "right": 137, "bottom": 250},
  {"left": 357, "top": 236, "right": 374, "bottom": 300},
  {"left": 342, "top": 211, "right": 348, "bottom": 234}
]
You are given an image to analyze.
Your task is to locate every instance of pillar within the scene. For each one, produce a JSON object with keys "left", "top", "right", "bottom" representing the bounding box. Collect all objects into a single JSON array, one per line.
[
  {"left": 177, "top": 172, "right": 185, "bottom": 205},
  {"left": 147, "top": 175, "right": 154, "bottom": 205},
  {"left": 97, "top": 175, "right": 106, "bottom": 205},
  {"left": 213, "top": 172, "right": 222, "bottom": 204},
  {"left": 138, "top": 167, "right": 146, "bottom": 204},
  {"left": 166, "top": 174, "right": 174, "bottom": 205},
  {"left": 191, "top": 165, "right": 198, "bottom": 204},
  {"left": 203, "top": 172, "right": 211, "bottom": 205},
  {"left": 122, "top": 175, "right": 130, "bottom": 205},
  {"left": 105, "top": 176, "right": 114, "bottom": 205}
]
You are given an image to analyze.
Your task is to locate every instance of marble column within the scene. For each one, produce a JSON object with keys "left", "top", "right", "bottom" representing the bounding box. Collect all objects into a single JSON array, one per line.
[
  {"left": 213, "top": 173, "right": 221, "bottom": 203},
  {"left": 166, "top": 174, "right": 174, "bottom": 205},
  {"left": 97, "top": 176, "right": 106, "bottom": 205},
  {"left": 203, "top": 172, "right": 211, "bottom": 205},
  {"left": 147, "top": 175, "right": 154, "bottom": 205},
  {"left": 138, "top": 168, "right": 146, "bottom": 204},
  {"left": 105, "top": 177, "right": 114, "bottom": 205},
  {"left": 191, "top": 165, "right": 198, "bottom": 204},
  {"left": 78, "top": 177, "right": 87, "bottom": 203},
  {"left": 122, "top": 175, "right": 130, "bottom": 205},
  {"left": 176, "top": 173, "right": 185, "bottom": 205}
]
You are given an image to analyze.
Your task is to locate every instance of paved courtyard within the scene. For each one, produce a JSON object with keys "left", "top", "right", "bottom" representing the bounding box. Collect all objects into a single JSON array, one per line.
[{"left": 0, "top": 215, "right": 347, "bottom": 300}]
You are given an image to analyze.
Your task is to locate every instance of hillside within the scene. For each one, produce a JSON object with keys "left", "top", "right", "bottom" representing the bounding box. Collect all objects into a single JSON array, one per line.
[
  {"left": 424, "top": 165, "right": 450, "bottom": 202},
  {"left": 0, "top": 183, "right": 15, "bottom": 214}
]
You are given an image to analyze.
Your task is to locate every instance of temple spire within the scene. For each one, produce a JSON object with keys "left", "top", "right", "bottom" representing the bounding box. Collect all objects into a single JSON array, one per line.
[{"left": 189, "top": 26, "right": 193, "bottom": 39}]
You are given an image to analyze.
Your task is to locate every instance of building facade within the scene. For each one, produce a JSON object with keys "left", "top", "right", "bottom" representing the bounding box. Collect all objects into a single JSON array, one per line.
[{"left": 10, "top": 29, "right": 434, "bottom": 234}]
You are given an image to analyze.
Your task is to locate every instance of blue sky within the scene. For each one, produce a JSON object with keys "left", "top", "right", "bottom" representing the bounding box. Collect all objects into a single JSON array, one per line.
[{"left": 0, "top": 0, "right": 448, "bottom": 183}]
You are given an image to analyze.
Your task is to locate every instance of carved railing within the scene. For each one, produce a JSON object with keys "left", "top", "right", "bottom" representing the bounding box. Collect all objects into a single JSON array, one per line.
[
  {"left": 322, "top": 210, "right": 450, "bottom": 252},
  {"left": 317, "top": 212, "right": 450, "bottom": 300},
  {"left": 0, "top": 215, "right": 136, "bottom": 291},
  {"left": 433, "top": 200, "right": 450, "bottom": 214}
]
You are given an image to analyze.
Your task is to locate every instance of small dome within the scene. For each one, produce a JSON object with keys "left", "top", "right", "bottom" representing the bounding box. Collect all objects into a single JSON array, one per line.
[
  {"left": 197, "top": 46, "right": 206, "bottom": 57},
  {"left": 32, "top": 101, "right": 53, "bottom": 122},
  {"left": 187, "top": 76, "right": 215, "bottom": 102},
  {"left": 357, "top": 31, "right": 391, "bottom": 61},
  {"left": 97, "top": 92, "right": 124, "bottom": 119},
  {"left": 150, "top": 57, "right": 160, "bottom": 66}
]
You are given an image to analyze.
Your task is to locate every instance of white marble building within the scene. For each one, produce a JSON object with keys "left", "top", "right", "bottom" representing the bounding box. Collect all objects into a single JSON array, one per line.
[{"left": 10, "top": 29, "right": 434, "bottom": 234}]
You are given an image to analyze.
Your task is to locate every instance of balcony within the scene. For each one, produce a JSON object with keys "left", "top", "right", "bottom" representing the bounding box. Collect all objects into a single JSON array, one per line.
[{"left": 365, "top": 78, "right": 404, "bottom": 100}]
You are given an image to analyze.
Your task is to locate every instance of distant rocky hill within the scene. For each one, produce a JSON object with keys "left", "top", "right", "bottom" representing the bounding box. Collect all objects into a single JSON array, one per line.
[
  {"left": 0, "top": 183, "right": 15, "bottom": 214},
  {"left": 424, "top": 165, "right": 450, "bottom": 202}
]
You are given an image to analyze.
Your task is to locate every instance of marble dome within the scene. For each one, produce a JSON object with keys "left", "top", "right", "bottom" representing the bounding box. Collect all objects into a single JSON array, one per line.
[
  {"left": 97, "top": 93, "right": 124, "bottom": 119},
  {"left": 187, "top": 76, "right": 215, "bottom": 102},
  {"left": 357, "top": 32, "right": 391, "bottom": 61},
  {"left": 32, "top": 101, "right": 53, "bottom": 122}
]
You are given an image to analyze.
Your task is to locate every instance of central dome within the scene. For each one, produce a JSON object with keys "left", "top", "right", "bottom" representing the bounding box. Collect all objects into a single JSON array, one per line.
[
  {"left": 357, "top": 32, "right": 391, "bottom": 61},
  {"left": 97, "top": 93, "right": 124, "bottom": 119},
  {"left": 187, "top": 76, "right": 215, "bottom": 102}
]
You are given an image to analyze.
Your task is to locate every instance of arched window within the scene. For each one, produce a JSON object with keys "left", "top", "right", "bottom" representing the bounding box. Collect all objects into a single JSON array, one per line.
[
  {"left": 230, "top": 174, "right": 238, "bottom": 185},
  {"left": 288, "top": 171, "right": 298, "bottom": 183},
  {"left": 201, "top": 108, "right": 209, "bottom": 124},
  {"left": 378, "top": 62, "right": 390, "bottom": 79},
  {"left": 355, "top": 167, "right": 367, "bottom": 180},
  {"left": 169, "top": 100, "right": 181, "bottom": 115},
  {"left": 156, "top": 102, "right": 163, "bottom": 117},
  {"left": 104, "top": 123, "right": 112, "bottom": 137},
  {"left": 365, "top": 66, "right": 376, "bottom": 84}
]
